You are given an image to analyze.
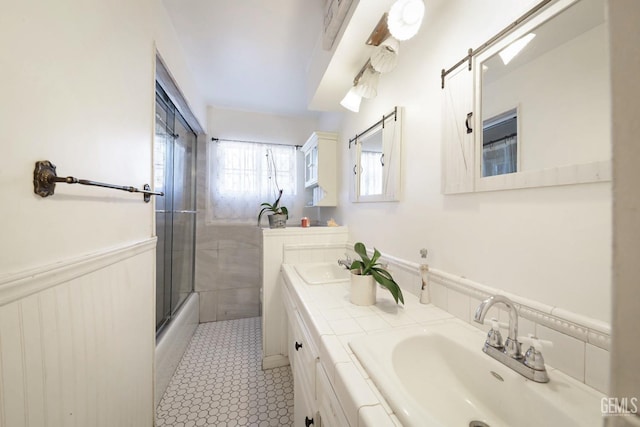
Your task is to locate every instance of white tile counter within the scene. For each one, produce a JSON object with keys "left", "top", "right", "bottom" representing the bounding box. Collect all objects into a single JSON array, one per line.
[{"left": 281, "top": 263, "right": 459, "bottom": 426}]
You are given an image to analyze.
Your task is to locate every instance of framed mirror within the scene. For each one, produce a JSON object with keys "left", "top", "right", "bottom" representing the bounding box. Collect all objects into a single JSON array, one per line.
[
  {"left": 471, "top": 0, "right": 611, "bottom": 192},
  {"left": 351, "top": 107, "right": 403, "bottom": 202}
]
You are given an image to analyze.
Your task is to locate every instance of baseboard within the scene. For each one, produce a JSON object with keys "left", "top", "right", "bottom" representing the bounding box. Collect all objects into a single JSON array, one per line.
[{"left": 262, "top": 354, "right": 289, "bottom": 370}]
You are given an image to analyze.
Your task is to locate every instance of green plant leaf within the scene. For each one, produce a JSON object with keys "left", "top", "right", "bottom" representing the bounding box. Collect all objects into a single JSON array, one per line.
[
  {"left": 350, "top": 260, "right": 364, "bottom": 272},
  {"left": 354, "top": 242, "right": 371, "bottom": 267},
  {"left": 280, "top": 206, "right": 288, "bottom": 218},
  {"left": 371, "top": 268, "right": 405, "bottom": 305},
  {"left": 370, "top": 248, "right": 381, "bottom": 266}
]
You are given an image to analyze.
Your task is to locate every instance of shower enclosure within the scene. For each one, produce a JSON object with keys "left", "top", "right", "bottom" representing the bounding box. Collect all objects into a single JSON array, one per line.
[{"left": 154, "top": 83, "right": 197, "bottom": 334}]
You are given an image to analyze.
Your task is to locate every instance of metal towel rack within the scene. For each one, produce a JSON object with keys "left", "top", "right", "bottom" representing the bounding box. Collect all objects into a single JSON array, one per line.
[{"left": 33, "top": 160, "right": 164, "bottom": 203}]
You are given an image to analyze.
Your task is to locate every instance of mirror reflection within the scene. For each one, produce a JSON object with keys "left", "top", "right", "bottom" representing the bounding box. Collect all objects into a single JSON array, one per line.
[
  {"left": 359, "top": 126, "right": 384, "bottom": 196},
  {"left": 482, "top": 108, "right": 518, "bottom": 177},
  {"left": 480, "top": 0, "right": 609, "bottom": 177}
]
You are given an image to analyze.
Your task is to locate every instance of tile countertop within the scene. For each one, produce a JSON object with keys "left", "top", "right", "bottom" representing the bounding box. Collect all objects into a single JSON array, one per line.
[
  {"left": 281, "top": 263, "right": 459, "bottom": 427},
  {"left": 281, "top": 264, "right": 607, "bottom": 427}
]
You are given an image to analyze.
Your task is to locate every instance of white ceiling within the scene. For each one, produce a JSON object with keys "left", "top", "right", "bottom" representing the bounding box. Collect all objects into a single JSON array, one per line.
[{"left": 162, "top": 0, "right": 324, "bottom": 117}]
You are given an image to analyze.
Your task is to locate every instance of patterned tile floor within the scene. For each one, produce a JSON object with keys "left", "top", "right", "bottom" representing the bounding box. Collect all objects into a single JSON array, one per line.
[{"left": 156, "top": 317, "right": 294, "bottom": 427}]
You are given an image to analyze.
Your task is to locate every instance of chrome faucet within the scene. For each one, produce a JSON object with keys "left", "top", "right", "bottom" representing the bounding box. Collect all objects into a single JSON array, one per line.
[
  {"left": 337, "top": 254, "right": 352, "bottom": 269},
  {"left": 474, "top": 295, "right": 522, "bottom": 358},
  {"left": 473, "top": 295, "right": 549, "bottom": 383}
]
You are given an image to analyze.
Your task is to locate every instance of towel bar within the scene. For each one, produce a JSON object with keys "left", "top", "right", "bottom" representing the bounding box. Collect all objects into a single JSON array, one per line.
[{"left": 33, "top": 160, "right": 164, "bottom": 203}]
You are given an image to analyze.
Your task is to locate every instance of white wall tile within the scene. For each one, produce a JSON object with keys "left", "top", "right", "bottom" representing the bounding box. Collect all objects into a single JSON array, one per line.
[
  {"left": 537, "top": 325, "right": 586, "bottom": 382},
  {"left": 430, "top": 282, "right": 448, "bottom": 310},
  {"left": 446, "top": 288, "right": 470, "bottom": 322},
  {"left": 585, "top": 343, "right": 610, "bottom": 394}
]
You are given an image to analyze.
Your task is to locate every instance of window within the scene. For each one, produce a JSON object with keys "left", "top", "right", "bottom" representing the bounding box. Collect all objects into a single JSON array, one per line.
[
  {"left": 482, "top": 108, "right": 518, "bottom": 177},
  {"left": 207, "top": 140, "right": 298, "bottom": 222}
]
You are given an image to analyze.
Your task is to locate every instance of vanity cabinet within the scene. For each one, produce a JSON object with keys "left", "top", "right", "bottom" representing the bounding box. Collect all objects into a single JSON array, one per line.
[
  {"left": 301, "top": 132, "right": 337, "bottom": 207},
  {"left": 283, "top": 273, "right": 349, "bottom": 427},
  {"left": 283, "top": 280, "right": 319, "bottom": 426}
]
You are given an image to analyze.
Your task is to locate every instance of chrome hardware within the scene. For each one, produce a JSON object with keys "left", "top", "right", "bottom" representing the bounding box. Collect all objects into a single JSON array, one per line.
[
  {"left": 474, "top": 295, "right": 549, "bottom": 383},
  {"left": 337, "top": 254, "right": 352, "bottom": 269},
  {"left": 474, "top": 295, "right": 521, "bottom": 358}
]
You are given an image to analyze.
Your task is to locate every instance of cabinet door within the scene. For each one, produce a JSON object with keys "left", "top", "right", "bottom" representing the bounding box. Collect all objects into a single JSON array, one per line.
[
  {"left": 294, "top": 371, "right": 318, "bottom": 427},
  {"left": 304, "top": 146, "right": 318, "bottom": 187},
  {"left": 442, "top": 65, "right": 475, "bottom": 194}
]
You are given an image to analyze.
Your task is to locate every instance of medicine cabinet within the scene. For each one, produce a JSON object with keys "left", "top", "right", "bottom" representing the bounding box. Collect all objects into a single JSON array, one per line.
[
  {"left": 441, "top": 0, "right": 611, "bottom": 194},
  {"left": 301, "top": 131, "right": 337, "bottom": 207},
  {"left": 350, "top": 106, "right": 403, "bottom": 202}
]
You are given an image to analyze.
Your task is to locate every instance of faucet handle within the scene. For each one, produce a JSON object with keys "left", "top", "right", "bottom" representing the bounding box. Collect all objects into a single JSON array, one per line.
[
  {"left": 483, "top": 318, "right": 509, "bottom": 330},
  {"left": 520, "top": 335, "right": 553, "bottom": 371},
  {"left": 519, "top": 335, "right": 553, "bottom": 350},
  {"left": 486, "top": 318, "right": 504, "bottom": 349}
]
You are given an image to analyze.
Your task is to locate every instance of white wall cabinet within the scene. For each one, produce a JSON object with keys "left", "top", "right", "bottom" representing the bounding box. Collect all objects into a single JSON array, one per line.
[{"left": 301, "top": 132, "right": 338, "bottom": 207}]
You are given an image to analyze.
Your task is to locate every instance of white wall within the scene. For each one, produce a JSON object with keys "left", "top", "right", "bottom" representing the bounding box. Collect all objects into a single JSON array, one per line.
[
  {"left": 609, "top": 0, "right": 640, "bottom": 419},
  {"left": 153, "top": 1, "right": 207, "bottom": 128},
  {"left": 326, "top": 0, "right": 611, "bottom": 323},
  {"left": 0, "top": 0, "right": 204, "bottom": 424}
]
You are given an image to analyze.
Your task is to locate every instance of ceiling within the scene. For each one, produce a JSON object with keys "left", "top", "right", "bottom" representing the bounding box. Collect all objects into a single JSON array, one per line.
[{"left": 162, "top": 0, "right": 325, "bottom": 117}]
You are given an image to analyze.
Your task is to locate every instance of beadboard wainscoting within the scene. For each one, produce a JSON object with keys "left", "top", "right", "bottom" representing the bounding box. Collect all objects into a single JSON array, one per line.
[
  {"left": 0, "top": 238, "right": 156, "bottom": 427},
  {"left": 338, "top": 242, "right": 611, "bottom": 394}
]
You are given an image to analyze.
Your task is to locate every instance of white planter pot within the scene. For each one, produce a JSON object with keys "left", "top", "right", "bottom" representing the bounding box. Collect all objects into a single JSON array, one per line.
[{"left": 350, "top": 273, "right": 377, "bottom": 306}]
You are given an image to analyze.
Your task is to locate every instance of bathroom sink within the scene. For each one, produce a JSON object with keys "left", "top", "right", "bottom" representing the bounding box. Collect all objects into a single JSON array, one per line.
[
  {"left": 349, "top": 321, "right": 603, "bottom": 427},
  {"left": 294, "top": 262, "right": 350, "bottom": 285}
]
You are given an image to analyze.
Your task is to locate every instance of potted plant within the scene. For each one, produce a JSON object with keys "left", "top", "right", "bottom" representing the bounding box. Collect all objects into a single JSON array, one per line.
[
  {"left": 349, "top": 242, "right": 404, "bottom": 306},
  {"left": 257, "top": 189, "right": 289, "bottom": 228}
]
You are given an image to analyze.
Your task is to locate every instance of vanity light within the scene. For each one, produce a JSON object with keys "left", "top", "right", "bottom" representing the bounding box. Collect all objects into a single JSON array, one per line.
[
  {"left": 340, "top": 87, "right": 362, "bottom": 112},
  {"left": 353, "top": 65, "right": 380, "bottom": 99},
  {"left": 387, "top": 0, "right": 425, "bottom": 41},
  {"left": 371, "top": 36, "right": 400, "bottom": 73},
  {"left": 499, "top": 33, "right": 536, "bottom": 65}
]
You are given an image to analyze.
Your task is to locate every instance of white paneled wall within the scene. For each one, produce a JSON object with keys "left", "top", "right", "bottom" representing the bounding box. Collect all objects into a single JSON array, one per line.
[{"left": 0, "top": 240, "right": 156, "bottom": 427}]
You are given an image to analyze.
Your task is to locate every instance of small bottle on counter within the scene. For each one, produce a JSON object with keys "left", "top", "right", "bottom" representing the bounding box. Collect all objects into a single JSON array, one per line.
[{"left": 301, "top": 217, "right": 310, "bottom": 227}]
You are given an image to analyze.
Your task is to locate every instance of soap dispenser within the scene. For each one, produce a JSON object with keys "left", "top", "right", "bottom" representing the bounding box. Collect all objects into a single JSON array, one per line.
[{"left": 419, "top": 248, "right": 430, "bottom": 304}]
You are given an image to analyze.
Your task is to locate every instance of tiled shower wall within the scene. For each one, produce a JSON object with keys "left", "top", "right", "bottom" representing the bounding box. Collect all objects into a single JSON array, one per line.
[
  {"left": 195, "top": 223, "right": 261, "bottom": 322},
  {"left": 195, "top": 141, "right": 262, "bottom": 323}
]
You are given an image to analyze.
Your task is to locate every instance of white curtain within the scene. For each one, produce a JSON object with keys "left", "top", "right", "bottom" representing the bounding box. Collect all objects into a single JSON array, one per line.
[
  {"left": 482, "top": 135, "right": 517, "bottom": 177},
  {"left": 359, "top": 150, "right": 383, "bottom": 196},
  {"left": 207, "top": 140, "right": 298, "bottom": 223}
]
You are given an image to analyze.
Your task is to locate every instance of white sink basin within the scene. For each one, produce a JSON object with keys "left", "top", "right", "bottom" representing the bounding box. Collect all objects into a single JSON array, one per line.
[
  {"left": 294, "top": 262, "right": 350, "bottom": 285},
  {"left": 349, "top": 321, "right": 604, "bottom": 427}
]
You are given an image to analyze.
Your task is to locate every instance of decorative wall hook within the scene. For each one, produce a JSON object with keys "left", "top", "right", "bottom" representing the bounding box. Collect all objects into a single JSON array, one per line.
[{"left": 33, "top": 160, "right": 163, "bottom": 203}]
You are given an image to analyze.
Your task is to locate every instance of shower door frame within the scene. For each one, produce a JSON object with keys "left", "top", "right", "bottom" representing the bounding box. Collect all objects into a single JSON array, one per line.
[{"left": 154, "top": 82, "right": 198, "bottom": 336}]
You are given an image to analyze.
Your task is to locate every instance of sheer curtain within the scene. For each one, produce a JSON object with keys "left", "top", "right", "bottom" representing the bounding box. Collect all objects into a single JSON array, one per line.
[
  {"left": 482, "top": 135, "right": 517, "bottom": 177},
  {"left": 207, "top": 140, "right": 298, "bottom": 223},
  {"left": 359, "top": 150, "right": 383, "bottom": 196}
]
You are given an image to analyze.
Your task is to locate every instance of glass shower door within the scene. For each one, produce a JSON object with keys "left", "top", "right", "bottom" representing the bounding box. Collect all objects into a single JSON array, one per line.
[
  {"left": 155, "top": 85, "right": 196, "bottom": 334},
  {"left": 170, "top": 116, "right": 196, "bottom": 314}
]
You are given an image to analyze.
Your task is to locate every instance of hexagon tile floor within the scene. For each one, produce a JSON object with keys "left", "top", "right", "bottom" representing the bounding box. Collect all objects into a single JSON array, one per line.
[{"left": 155, "top": 317, "right": 294, "bottom": 427}]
